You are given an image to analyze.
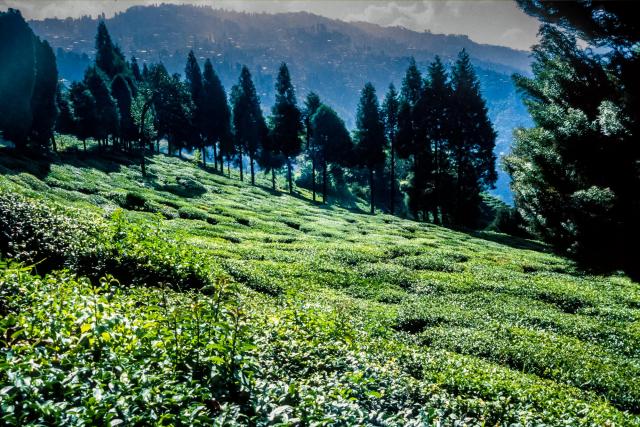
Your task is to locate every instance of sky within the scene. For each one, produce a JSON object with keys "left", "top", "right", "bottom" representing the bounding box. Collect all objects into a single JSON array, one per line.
[{"left": 0, "top": 0, "right": 541, "bottom": 51}]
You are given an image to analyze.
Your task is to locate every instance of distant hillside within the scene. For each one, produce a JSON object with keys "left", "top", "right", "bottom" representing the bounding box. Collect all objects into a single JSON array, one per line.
[{"left": 29, "top": 4, "right": 533, "bottom": 202}]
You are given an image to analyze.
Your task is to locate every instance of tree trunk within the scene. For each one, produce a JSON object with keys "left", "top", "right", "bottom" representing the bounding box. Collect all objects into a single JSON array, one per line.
[
  {"left": 178, "top": 147, "right": 183, "bottom": 159},
  {"left": 212, "top": 142, "right": 217, "bottom": 171},
  {"left": 239, "top": 148, "right": 244, "bottom": 182},
  {"left": 323, "top": 162, "right": 328, "bottom": 204},
  {"left": 202, "top": 145, "right": 207, "bottom": 167},
  {"left": 390, "top": 133, "right": 395, "bottom": 214},
  {"left": 433, "top": 139, "right": 440, "bottom": 224},
  {"left": 312, "top": 157, "right": 316, "bottom": 202},
  {"left": 250, "top": 153, "right": 255, "bottom": 185},
  {"left": 370, "top": 168, "right": 375, "bottom": 215},
  {"left": 83, "top": 139, "right": 87, "bottom": 152},
  {"left": 156, "top": 138, "right": 160, "bottom": 153},
  {"left": 51, "top": 135, "right": 57, "bottom": 153},
  {"left": 271, "top": 169, "right": 276, "bottom": 190},
  {"left": 227, "top": 158, "right": 231, "bottom": 177},
  {"left": 287, "top": 158, "right": 293, "bottom": 195}
]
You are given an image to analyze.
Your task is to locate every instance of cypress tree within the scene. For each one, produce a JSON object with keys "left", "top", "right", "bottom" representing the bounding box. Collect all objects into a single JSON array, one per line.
[
  {"left": 449, "top": 49, "right": 497, "bottom": 226},
  {"left": 131, "top": 56, "right": 142, "bottom": 82},
  {"left": 185, "top": 51, "right": 205, "bottom": 164},
  {"left": 311, "top": 104, "right": 353, "bottom": 204},
  {"left": 271, "top": 63, "right": 303, "bottom": 194},
  {"left": 69, "top": 81, "right": 97, "bottom": 152},
  {"left": 382, "top": 84, "right": 399, "bottom": 214},
  {"left": 111, "top": 74, "right": 135, "bottom": 150},
  {"left": 230, "top": 66, "right": 266, "bottom": 185},
  {"left": 55, "top": 84, "right": 76, "bottom": 139},
  {"left": 303, "top": 92, "right": 321, "bottom": 201},
  {"left": 0, "top": 9, "right": 35, "bottom": 148},
  {"left": 29, "top": 37, "right": 58, "bottom": 151},
  {"left": 355, "top": 83, "right": 386, "bottom": 214},
  {"left": 202, "top": 58, "right": 231, "bottom": 171},
  {"left": 84, "top": 66, "right": 120, "bottom": 148},
  {"left": 95, "top": 21, "right": 127, "bottom": 80}
]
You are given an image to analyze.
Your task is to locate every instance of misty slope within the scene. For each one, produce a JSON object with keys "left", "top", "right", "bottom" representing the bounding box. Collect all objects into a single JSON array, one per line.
[{"left": 29, "top": 4, "right": 533, "bottom": 202}]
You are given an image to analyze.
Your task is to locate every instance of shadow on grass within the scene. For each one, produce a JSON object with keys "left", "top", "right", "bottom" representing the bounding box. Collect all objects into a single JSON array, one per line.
[{"left": 469, "top": 229, "right": 550, "bottom": 252}]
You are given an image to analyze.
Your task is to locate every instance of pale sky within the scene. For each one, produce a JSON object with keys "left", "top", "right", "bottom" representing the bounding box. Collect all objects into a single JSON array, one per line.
[{"left": 0, "top": 0, "right": 541, "bottom": 51}]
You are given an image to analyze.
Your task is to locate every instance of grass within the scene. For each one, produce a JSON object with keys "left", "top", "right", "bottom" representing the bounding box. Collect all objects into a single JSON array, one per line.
[{"left": 1, "top": 142, "right": 639, "bottom": 425}]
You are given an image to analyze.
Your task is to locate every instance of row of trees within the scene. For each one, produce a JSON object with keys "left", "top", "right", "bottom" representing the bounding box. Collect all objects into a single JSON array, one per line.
[{"left": 2, "top": 13, "right": 496, "bottom": 228}]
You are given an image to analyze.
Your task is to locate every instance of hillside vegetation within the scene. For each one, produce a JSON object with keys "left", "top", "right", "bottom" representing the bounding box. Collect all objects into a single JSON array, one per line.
[{"left": 1, "top": 144, "right": 639, "bottom": 425}]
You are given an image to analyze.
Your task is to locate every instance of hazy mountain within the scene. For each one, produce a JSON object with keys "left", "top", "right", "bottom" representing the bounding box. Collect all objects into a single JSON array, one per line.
[{"left": 29, "top": 4, "right": 533, "bottom": 202}]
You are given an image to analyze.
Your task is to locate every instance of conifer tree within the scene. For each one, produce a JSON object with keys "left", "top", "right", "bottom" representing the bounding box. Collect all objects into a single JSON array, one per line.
[
  {"left": 29, "top": 37, "right": 58, "bottom": 150},
  {"left": 55, "top": 84, "right": 76, "bottom": 141},
  {"left": 69, "top": 81, "right": 97, "bottom": 152},
  {"left": 449, "top": 50, "right": 497, "bottom": 226},
  {"left": 0, "top": 9, "right": 35, "bottom": 148},
  {"left": 111, "top": 74, "right": 135, "bottom": 149},
  {"left": 271, "top": 63, "right": 303, "bottom": 194},
  {"left": 84, "top": 66, "right": 120, "bottom": 148},
  {"left": 311, "top": 104, "right": 353, "bottom": 204},
  {"left": 131, "top": 56, "right": 142, "bottom": 82},
  {"left": 201, "top": 58, "right": 231, "bottom": 171},
  {"left": 185, "top": 51, "right": 206, "bottom": 164},
  {"left": 303, "top": 92, "right": 321, "bottom": 201},
  {"left": 95, "top": 21, "right": 127, "bottom": 80},
  {"left": 230, "top": 66, "right": 266, "bottom": 185},
  {"left": 382, "top": 84, "right": 399, "bottom": 214},
  {"left": 355, "top": 83, "right": 386, "bottom": 214}
]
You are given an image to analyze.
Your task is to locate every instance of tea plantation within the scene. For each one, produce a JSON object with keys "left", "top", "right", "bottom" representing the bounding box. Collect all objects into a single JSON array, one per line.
[{"left": 1, "top": 144, "right": 639, "bottom": 425}]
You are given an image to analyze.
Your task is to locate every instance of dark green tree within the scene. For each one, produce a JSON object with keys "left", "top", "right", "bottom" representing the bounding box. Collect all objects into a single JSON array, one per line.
[
  {"left": 131, "top": 56, "right": 142, "bottom": 82},
  {"left": 0, "top": 9, "right": 35, "bottom": 148},
  {"left": 202, "top": 58, "right": 231, "bottom": 171},
  {"left": 230, "top": 66, "right": 267, "bottom": 185},
  {"left": 95, "top": 21, "right": 127, "bottom": 80},
  {"left": 55, "top": 84, "right": 76, "bottom": 141},
  {"left": 449, "top": 50, "right": 497, "bottom": 226},
  {"left": 68, "top": 81, "right": 97, "bottom": 152},
  {"left": 382, "top": 84, "right": 399, "bottom": 214},
  {"left": 84, "top": 66, "right": 120, "bottom": 148},
  {"left": 185, "top": 51, "right": 206, "bottom": 164},
  {"left": 355, "top": 83, "right": 386, "bottom": 214},
  {"left": 271, "top": 63, "right": 303, "bottom": 194},
  {"left": 505, "top": 13, "right": 639, "bottom": 272},
  {"left": 29, "top": 37, "right": 58, "bottom": 151},
  {"left": 311, "top": 104, "right": 353, "bottom": 204},
  {"left": 111, "top": 74, "right": 135, "bottom": 150},
  {"left": 303, "top": 92, "right": 321, "bottom": 201}
]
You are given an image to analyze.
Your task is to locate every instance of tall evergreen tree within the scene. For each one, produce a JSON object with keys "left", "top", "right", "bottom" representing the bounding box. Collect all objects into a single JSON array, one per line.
[
  {"left": 311, "top": 104, "right": 353, "bottom": 204},
  {"left": 449, "top": 50, "right": 497, "bottom": 226},
  {"left": 185, "top": 51, "right": 206, "bottom": 164},
  {"left": 303, "top": 92, "right": 321, "bottom": 201},
  {"left": 382, "top": 84, "right": 399, "bottom": 214},
  {"left": 55, "top": 84, "right": 76, "bottom": 140},
  {"left": 423, "top": 56, "right": 453, "bottom": 224},
  {"left": 0, "top": 9, "right": 35, "bottom": 148},
  {"left": 29, "top": 37, "right": 58, "bottom": 150},
  {"left": 271, "top": 63, "right": 303, "bottom": 194},
  {"left": 130, "top": 56, "right": 142, "bottom": 82},
  {"left": 355, "top": 83, "right": 386, "bottom": 214},
  {"left": 201, "top": 58, "right": 231, "bottom": 171},
  {"left": 84, "top": 66, "right": 120, "bottom": 148},
  {"left": 95, "top": 21, "right": 127, "bottom": 80},
  {"left": 111, "top": 74, "right": 135, "bottom": 150},
  {"left": 68, "top": 81, "right": 97, "bottom": 152},
  {"left": 230, "top": 66, "right": 266, "bottom": 185}
]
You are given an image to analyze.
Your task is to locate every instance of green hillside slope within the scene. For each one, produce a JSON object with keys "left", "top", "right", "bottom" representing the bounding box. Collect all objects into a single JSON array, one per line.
[{"left": 1, "top": 144, "right": 639, "bottom": 425}]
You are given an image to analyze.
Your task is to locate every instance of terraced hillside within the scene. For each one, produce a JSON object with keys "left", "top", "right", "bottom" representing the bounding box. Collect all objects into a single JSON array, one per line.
[{"left": 1, "top": 143, "right": 639, "bottom": 425}]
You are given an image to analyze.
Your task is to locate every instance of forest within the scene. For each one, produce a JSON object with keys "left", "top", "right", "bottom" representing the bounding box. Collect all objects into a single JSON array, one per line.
[{"left": 1, "top": 1, "right": 639, "bottom": 425}]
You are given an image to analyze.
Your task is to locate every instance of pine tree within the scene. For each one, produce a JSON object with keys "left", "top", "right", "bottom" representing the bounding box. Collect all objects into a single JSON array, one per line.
[
  {"left": 29, "top": 37, "right": 58, "bottom": 151},
  {"left": 311, "top": 104, "right": 353, "bottom": 204},
  {"left": 449, "top": 50, "right": 497, "bottom": 226},
  {"left": 355, "top": 83, "right": 386, "bottom": 214},
  {"left": 271, "top": 63, "right": 303, "bottom": 194},
  {"left": 69, "top": 81, "right": 97, "bottom": 152},
  {"left": 84, "top": 66, "right": 120, "bottom": 148},
  {"left": 111, "top": 74, "right": 135, "bottom": 150},
  {"left": 423, "top": 56, "right": 453, "bottom": 224},
  {"left": 201, "top": 58, "right": 231, "bottom": 171},
  {"left": 185, "top": 51, "right": 206, "bottom": 164},
  {"left": 0, "top": 9, "right": 35, "bottom": 148},
  {"left": 230, "top": 66, "right": 266, "bottom": 185},
  {"left": 95, "top": 21, "right": 127, "bottom": 80},
  {"left": 55, "top": 84, "right": 76, "bottom": 140},
  {"left": 303, "top": 92, "right": 321, "bottom": 201},
  {"left": 382, "top": 84, "right": 399, "bottom": 214}
]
